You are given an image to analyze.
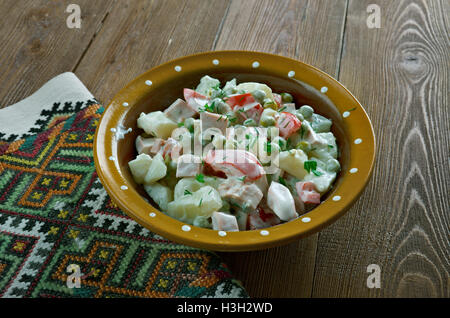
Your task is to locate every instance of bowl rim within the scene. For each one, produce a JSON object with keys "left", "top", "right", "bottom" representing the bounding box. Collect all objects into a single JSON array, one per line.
[{"left": 94, "top": 50, "right": 376, "bottom": 251}]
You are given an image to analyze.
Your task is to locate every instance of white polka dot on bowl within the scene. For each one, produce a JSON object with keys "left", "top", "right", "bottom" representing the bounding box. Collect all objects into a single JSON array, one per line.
[
  {"left": 320, "top": 86, "right": 328, "bottom": 93},
  {"left": 260, "top": 230, "right": 269, "bottom": 236},
  {"left": 182, "top": 225, "right": 191, "bottom": 232},
  {"left": 354, "top": 138, "right": 363, "bottom": 144},
  {"left": 343, "top": 111, "right": 350, "bottom": 118},
  {"left": 332, "top": 195, "right": 341, "bottom": 201},
  {"left": 174, "top": 65, "right": 182, "bottom": 72},
  {"left": 110, "top": 128, "right": 117, "bottom": 132},
  {"left": 108, "top": 156, "right": 115, "bottom": 161},
  {"left": 120, "top": 185, "right": 128, "bottom": 190},
  {"left": 288, "top": 70, "right": 295, "bottom": 78},
  {"left": 212, "top": 59, "right": 219, "bottom": 65},
  {"left": 145, "top": 80, "right": 153, "bottom": 86},
  {"left": 122, "top": 102, "right": 129, "bottom": 107},
  {"left": 301, "top": 217, "right": 311, "bottom": 223},
  {"left": 218, "top": 231, "right": 227, "bottom": 237},
  {"left": 252, "top": 61, "right": 260, "bottom": 68},
  {"left": 149, "top": 212, "right": 156, "bottom": 217},
  {"left": 350, "top": 168, "right": 358, "bottom": 174}
]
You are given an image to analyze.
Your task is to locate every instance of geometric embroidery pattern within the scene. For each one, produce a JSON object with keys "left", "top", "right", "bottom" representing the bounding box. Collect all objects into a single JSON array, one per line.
[{"left": 0, "top": 103, "right": 247, "bottom": 298}]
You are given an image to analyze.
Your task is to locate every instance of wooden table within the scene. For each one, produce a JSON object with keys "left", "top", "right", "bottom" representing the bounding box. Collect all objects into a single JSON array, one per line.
[{"left": 0, "top": 0, "right": 448, "bottom": 298}]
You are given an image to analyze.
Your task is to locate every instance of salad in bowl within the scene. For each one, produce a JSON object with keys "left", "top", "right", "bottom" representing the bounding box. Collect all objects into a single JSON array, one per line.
[{"left": 128, "top": 75, "right": 340, "bottom": 232}]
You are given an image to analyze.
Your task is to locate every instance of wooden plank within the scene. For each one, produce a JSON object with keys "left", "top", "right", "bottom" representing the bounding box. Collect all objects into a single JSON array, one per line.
[
  {"left": 0, "top": 0, "right": 114, "bottom": 108},
  {"left": 215, "top": 0, "right": 348, "bottom": 297},
  {"left": 311, "top": 0, "right": 449, "bottom": 297},
  {"left": 74, "top": 0, "right": 231, "bottom": 105}
]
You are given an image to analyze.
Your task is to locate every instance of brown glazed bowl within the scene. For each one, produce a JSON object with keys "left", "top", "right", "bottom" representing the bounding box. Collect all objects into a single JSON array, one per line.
[{"left": 94, "top": 51, "right": 376, "bottom": 251}]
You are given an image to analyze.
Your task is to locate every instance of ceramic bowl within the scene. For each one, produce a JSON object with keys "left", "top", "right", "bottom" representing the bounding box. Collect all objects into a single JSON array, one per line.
[{"left": 93, "top": 51, "right": 375, "bottom": 251}]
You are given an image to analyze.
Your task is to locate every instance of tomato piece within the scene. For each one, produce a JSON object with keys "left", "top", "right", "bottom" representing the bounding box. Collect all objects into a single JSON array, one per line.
[
  {"left": 183, "top": 88, "right": 209, "bottom": 112},
  {"left": 226, "top": 93, "right": 255, "bottom": 108},
  {"left": 296, "top": 181, "right": 321, "bottom": 204},
  {"left": 276, "top": 111, "right": 302, "bottom": 138},
  {"left": 226, "top": 93, "right": 264, "bottom": 123},
  {"left": 204, "top": 149, "right": 265, "bottom": 181}
]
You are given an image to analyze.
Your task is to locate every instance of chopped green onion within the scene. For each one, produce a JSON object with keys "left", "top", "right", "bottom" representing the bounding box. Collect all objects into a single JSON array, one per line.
[
  {"left": 278, "top": 176, "right": 287, "bottom": 186},
  {"left": 184, "top": 190, "right": 192, "bottom": 196}
]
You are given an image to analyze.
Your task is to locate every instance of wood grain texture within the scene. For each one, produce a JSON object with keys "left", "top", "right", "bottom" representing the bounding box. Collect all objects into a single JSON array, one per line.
[
  {"left": 311, "top": 0, "right": 449, "bottom": 297},
  {"left": 74, "top": 0, "right": 231, "bottom": 105},
  {"left": 215, "top": 0, "right": 349, "bottom": 298},
  {"left": 0, "top": 0, "right": 114, "bottom": 108}
]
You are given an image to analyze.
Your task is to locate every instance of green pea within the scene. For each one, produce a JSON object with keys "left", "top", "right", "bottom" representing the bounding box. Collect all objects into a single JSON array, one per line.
[
  {"left": 213, "top": 99, "right": 231, "bottom": 114},
  {"left": 252, "top": 89, "right": 267, "bottom": 103},
  {"left": 326, "top": 158, "right": 341, "bottom": 172},
  {"left": 260, "top": 115, "right": 276, "bottom": 127},
  {"left": 281, "top": 93, "right": 293, "bottom": 103},
  {"left": 299, "top": 105, "right": 314, "bottom": 118}
]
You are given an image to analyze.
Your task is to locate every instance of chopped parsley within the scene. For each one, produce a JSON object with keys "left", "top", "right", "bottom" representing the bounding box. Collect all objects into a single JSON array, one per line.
[
  {"left": 184, "top": 190, "right": 192, "bottom": 196},
  {"left": 198, "top": 198, "right": 203, "bottom": 207},
  {"left": 304, "top": 160, "right": 323, "bottom": 176},
  {"left": 312, "top": 170, "right": 323, "bottom": 176},
  {"left": 195, "top": 173, "right": 205, "bottom": 183},
  {"left": 177, "top": 122, "right": 184, "bottom": 127},
  {"left": 238, "top": 176, "right": 246, "bottom": 182},
  {"left": 304, "top": 160, "right": 317, "bottom": 173}
]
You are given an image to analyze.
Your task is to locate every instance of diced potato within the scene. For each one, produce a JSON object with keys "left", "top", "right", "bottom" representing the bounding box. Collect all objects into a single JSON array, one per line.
[
  {"left": 196, "top": 75, "right": 220, "bottom": 97},
  {"left": 310, "top": 132, "right": 338, "bottom": 160},
  {"left": 166, "top": 186, "right": 222, "bottom": 224},
  {"left": 144, "top": 153, "right": 167, "bottom": 184},
  {"left": 174, "top": 176, "right": 225, "bottom": 200},
  {"left": 144, "top": 183, "right": 173, "bottom": 211},
  {"left": 311, "top": 114, "right": 332, "bottom": 133},
  {"left": 128, "top": 153, "right": 152, "bottom": 184},
  {"left": 137, "top": 111, "right": 178, "bottom": 139},
  {"left": 304, "top": 171, "right": 337, "bottom": 194},
  {"left": 222, "top": 78, "right": 237, "bottom": 95},
  {"left": 174, "top": 178, "right": 202, "bottom": 200},
  {"left": 277, "top": 149, "right": 308, "bottom": 179}
]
